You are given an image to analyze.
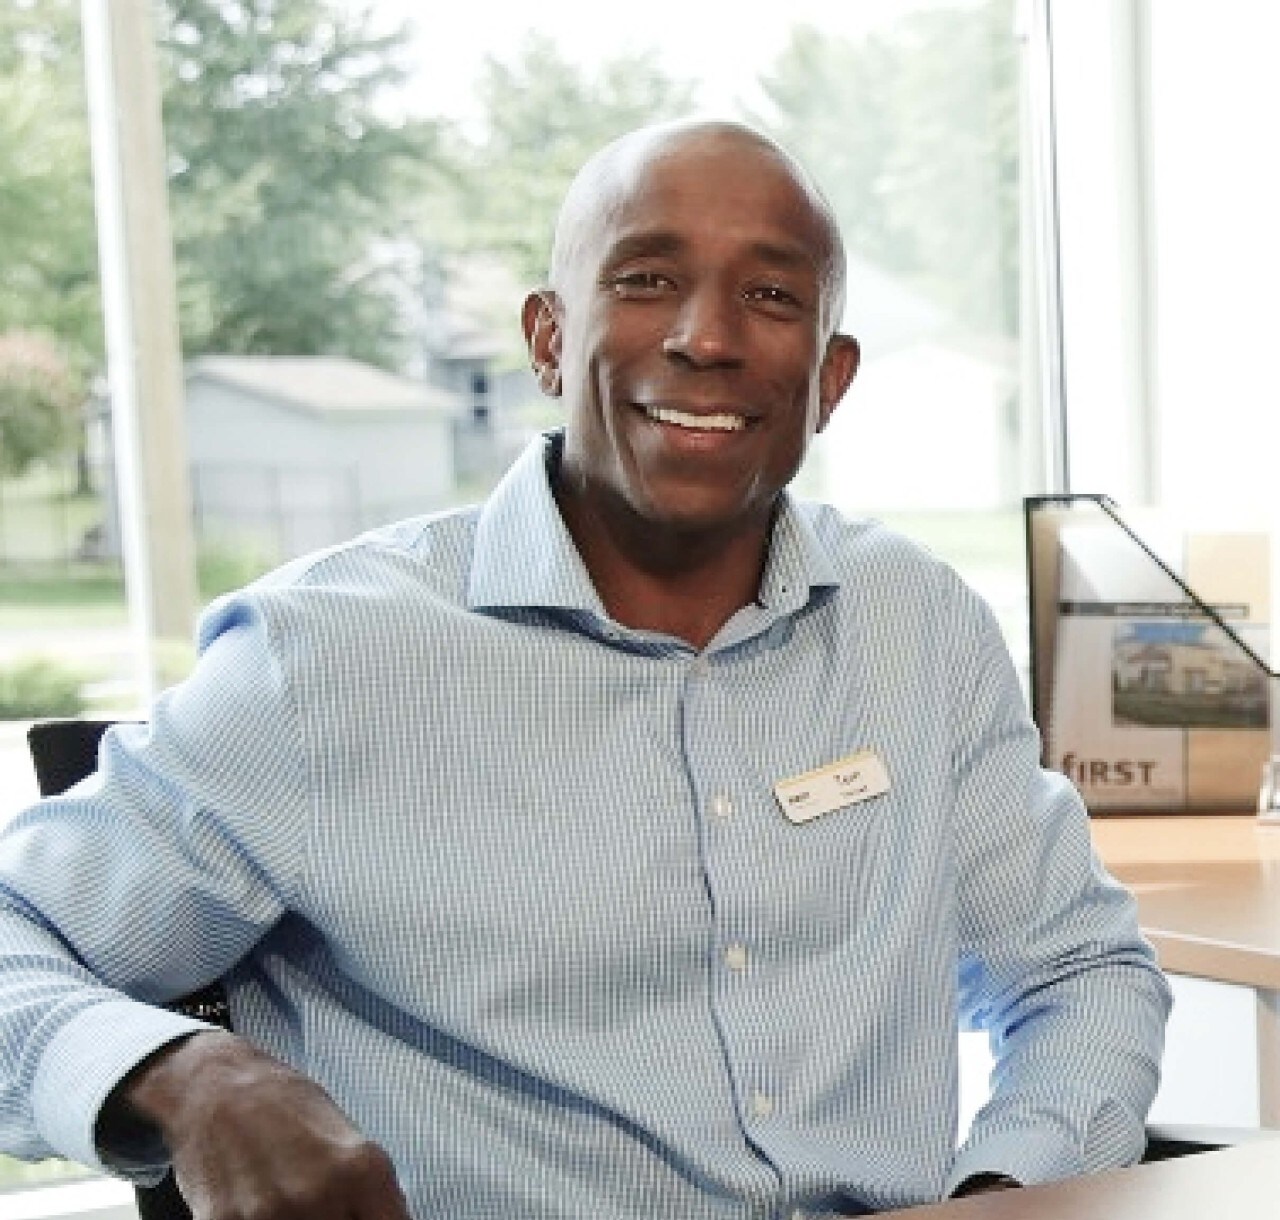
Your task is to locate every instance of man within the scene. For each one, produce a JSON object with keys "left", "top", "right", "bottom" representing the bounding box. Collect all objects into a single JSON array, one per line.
[{"left": 0, "top": 121, "right": 1168, "bottom": 1218}]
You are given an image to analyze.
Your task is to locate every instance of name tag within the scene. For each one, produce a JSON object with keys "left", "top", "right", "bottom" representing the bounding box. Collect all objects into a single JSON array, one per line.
[{"left": 773, "top": 749, "right": 890, "bottom": 824}]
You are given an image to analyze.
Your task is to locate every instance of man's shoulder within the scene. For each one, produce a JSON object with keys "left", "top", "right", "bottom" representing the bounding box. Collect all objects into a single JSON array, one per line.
[{"left": 198, "top": 506, "right": 483, "bottom": 645}]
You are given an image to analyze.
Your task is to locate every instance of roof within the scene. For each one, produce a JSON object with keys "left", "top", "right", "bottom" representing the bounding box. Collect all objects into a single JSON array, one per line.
[{"left": 187, "top": 356, "right": 458, "bottom": 415}]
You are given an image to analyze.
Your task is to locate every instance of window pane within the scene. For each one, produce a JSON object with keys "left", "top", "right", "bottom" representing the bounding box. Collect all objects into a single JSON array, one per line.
[
  {"left": 0, "top": 0, "right": 1032, "bottom": 1188},
  {"left": 1, "top": 0, "right": 1034, "bottom": 793},
  {"left": 0, "top": 7, "right": 127, "bottom": 757}
]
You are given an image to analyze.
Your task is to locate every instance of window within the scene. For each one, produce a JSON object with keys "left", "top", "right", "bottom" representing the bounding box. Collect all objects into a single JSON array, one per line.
[
  {"left": 1, "top": 0, "right": 1026, "bottom": 1188},
  {"left": 0, "top": 0, "right": 1033, "bottom": 763}
]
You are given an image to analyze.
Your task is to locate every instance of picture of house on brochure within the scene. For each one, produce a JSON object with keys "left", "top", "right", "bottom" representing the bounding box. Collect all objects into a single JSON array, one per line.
[{"left": 1047, "top": 518, "right": 1270, "bottom": 813}]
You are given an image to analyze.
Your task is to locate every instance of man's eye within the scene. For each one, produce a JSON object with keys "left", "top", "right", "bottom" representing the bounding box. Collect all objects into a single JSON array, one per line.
[
  {"left": 610, "top": 271, "right": 672, "bottom": 297},
  {"left": 748, "top": 284, "right": 803, "bottom": 309}
]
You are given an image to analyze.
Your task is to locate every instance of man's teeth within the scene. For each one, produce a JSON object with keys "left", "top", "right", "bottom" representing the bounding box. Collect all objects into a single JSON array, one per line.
[{"left": 645, "top": 406, "right": 747, "bottom": 432}]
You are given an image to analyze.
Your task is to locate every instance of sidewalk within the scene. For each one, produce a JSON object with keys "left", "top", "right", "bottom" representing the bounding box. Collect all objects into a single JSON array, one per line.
[{"left": 0, "top": 624, "right": 134, "bottom": 666}]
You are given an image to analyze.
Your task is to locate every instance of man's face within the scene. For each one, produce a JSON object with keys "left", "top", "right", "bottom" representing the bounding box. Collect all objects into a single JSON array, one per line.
[{"left": 524, "top": 131, "right": 859, "bottom": 541}]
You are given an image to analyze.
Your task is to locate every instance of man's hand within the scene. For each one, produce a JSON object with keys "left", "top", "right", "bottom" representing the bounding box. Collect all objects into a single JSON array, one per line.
[{"left": 102, "top": 1030, "right": 411, "bottom": 1220}]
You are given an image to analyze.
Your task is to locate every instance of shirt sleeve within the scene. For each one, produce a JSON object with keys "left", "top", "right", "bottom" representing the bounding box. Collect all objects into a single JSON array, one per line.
[
  {"left": 944, "top": 587, "right": 1172, "bottom": 1194},
  {"left": 0, "top": 590, "right": 311, "bottom": 1177}
]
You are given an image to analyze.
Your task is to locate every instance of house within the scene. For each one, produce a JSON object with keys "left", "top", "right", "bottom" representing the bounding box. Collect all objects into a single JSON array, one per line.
[
  {"left": 181, "top": 356, "right": 460, "bottom": 559},
  {"left": 1113, "top": 622, "right": 1266, "bottom": 699},
  {"left": 87, "top": 356, "right": 463, "bottom": 564},
  {"left": 410, "top": 249, "right": 541, "bottom": 480}
]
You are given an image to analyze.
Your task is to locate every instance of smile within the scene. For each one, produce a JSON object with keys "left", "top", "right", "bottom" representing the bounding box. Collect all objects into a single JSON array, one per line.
[{"left": 643, "top": 405, "right": 748, "bottom": 432}]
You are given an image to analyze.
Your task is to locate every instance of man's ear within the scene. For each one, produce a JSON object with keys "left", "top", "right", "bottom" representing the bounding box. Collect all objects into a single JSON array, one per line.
[
  {"left": 816, "top": 334, "right": 860, "bottom": 432},
  {"left": 521, "top": 290, "right": 563, "bottom": 397}
]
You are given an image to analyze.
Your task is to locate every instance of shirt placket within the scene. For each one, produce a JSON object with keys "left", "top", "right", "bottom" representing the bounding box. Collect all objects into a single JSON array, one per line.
[{"left": 679, "top": 648, "right": 790, "bottom": 1192}]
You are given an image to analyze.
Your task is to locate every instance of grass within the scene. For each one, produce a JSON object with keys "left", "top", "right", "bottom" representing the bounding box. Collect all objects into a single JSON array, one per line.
[
  {"left": 0, "top": 564, "right": 127, "bottom": 629},
  {"left": 0, "top": 547, "right": 277, "bottom": 633}
]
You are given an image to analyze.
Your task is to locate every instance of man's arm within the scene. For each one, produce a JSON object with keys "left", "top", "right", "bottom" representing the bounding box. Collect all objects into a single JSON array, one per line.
[
  {"left": 944, "top": 589, "right": 1171, "bottom": 1192},
  {"left": 0, "top": 591, "right": 408, "bottom": 1216},
  {"left": 99, "top": 1031, "right": 409, "bottom": 1220}
]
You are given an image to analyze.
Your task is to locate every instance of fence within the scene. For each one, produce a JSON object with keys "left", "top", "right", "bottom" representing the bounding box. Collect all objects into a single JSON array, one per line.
[
  {"left": 0, "top": 456, "right": 100, "bottom": 567},
  {"left": 190, "top": 462, "right": 363, "bottom": 562},
  {"left": 1, "top": 442, "right": 526, "bottom": 573}
]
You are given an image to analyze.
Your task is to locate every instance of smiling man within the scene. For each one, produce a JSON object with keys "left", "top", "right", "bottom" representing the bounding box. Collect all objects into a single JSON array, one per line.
[
  {"left": 524, "top": 123, "right": 859, "bottom": 651},
  {"left": 0, "top": 121, "right": 1168, "bottom": 1220}
]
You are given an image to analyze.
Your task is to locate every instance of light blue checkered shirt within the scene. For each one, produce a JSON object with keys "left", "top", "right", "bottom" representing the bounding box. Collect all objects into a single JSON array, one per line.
[{"left": 0, "top": 433, "right": 1168, "bottom": 1217}]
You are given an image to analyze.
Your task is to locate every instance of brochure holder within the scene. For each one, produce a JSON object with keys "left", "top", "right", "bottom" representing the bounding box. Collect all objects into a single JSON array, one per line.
[{"left": 1025, "top": 495, "right": 1274, "bottom": 815}]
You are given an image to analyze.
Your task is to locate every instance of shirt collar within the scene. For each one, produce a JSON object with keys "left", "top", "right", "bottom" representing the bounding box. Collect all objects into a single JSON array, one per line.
[
  {"left": 468, "top": 430, "right": 842, "bottom": 618},
  {"left": 468, "top": 432, "right": 605, "bottom": 615},
  {"left": 758, "top": 494, "right": 842, "bottom": 615}
]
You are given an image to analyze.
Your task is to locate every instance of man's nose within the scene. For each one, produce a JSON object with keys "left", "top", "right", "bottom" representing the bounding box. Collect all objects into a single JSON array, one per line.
[{"left": 661, "top": 286, "right": 744, "bottom": 367}]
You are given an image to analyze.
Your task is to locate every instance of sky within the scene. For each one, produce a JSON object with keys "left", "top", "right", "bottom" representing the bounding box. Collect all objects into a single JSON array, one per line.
[{"left": 354, "top": 0, "right": 949, "bottom": 126}]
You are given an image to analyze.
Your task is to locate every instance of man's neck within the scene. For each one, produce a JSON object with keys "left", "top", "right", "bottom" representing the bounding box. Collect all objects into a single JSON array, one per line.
[{"left": 552, "top": 481, "right": 775, "bottom": 652}]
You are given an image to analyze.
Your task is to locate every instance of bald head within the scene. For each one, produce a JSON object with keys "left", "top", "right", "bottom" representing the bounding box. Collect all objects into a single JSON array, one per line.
[{"left": 549, "top": 120, "right": 848, "bottom": 336}]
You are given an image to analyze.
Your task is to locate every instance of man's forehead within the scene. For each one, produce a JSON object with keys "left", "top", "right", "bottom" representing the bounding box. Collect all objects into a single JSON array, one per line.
[
  {"left": 563, "top": 126, "right": 827, "bottom": 263},
  {"left": 549, "top": 120, "right": 847, "bottom": 326}
]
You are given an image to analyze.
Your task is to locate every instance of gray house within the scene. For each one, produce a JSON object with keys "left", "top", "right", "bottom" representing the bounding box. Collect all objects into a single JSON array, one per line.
[
  {"left": 182, "top": 356, "right": 460, "bottom": 559},
  {"left": 88, "top": 356, "right": 463, "bottom": 564}
]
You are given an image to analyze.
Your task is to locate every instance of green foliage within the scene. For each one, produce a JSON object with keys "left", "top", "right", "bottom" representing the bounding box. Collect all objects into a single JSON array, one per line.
[
  {"left": 0, "top": 654, "right": 85, "bottom": 719},
  {"left": 0, "top": 0, "right": 101, "bottom": 372},
  {"left": 0, "top": 331, "right": 85, "bottom": 476},
  {"left": 156, "top": 0, "right": 446, "bottom": 366},
  {"left": 0, "top": 0, "right": 1020, "bottom": 390},
  {"left": 441, "top": 33, "right": 696, "bottom": 287},
  {"left": 757, "top": 0, "right": 1020, "bottom": 337}
]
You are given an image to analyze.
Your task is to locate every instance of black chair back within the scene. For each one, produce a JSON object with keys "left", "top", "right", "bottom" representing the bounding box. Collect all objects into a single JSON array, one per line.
[{"left": 27, "top": 718, "right": 119, "bottom": 800}]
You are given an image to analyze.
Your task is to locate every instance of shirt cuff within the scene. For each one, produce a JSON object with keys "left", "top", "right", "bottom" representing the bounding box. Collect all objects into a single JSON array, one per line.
[
  {"left": 946, "top": 1127, "right": 1083, "bottom": 1196},
  {"left": 31, "top": 997, "right": 212, "bottom": 1180}
]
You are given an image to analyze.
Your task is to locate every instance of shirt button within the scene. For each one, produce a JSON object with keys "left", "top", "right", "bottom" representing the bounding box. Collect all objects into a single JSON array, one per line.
[
  {"left": 710, "top": 793, "right": 733, "bottom": 819},
  {"left": 724, "top": 944, "right": 749, "bottom": 971},
  {"left": 750, "top": 1091, "right": 774, "bottom": 1117}
]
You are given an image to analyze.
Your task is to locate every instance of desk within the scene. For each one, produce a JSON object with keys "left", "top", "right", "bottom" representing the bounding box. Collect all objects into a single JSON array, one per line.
[
  {"left": 877, "top": 1139, "right": 1279, "bottom": 1218},
  {"left": 1091, "top": 815, "right": 1280, "bottom": 1123}
]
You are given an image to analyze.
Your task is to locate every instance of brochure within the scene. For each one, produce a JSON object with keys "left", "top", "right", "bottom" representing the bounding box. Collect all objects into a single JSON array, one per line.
[{"left": 1044, "top": 514, "right": 1270, "bottom": 813}]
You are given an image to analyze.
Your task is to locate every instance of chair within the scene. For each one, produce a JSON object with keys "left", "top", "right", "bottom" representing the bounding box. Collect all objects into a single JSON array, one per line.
[
  {"left": 27, "top": 718, "right": 229, "bottom": 1220},
  {"left": 1142, "top": 1121, "right": 1276, "bottom": 1162}
]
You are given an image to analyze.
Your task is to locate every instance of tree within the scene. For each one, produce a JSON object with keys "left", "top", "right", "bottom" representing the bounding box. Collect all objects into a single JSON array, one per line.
[
  {"left": 0, "top": 0, "right": 101, "bottom": 374},
  {"left": 155, "top": 0, "right": 447, "bottom": 366},
  {"left": 0, "top": 330, "right": 84, "bottom": 477},
  {"left": 757, "top": 1, "right": 1020, "bottom": 338},
  {"left": 443, "top": 34, "right": 696, "bottom": 289}
]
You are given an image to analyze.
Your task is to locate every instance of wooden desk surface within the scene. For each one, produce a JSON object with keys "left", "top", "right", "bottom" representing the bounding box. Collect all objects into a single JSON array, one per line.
[
  {"left": 1090, "top": 815, "right": 1280, "bottom": 989},
  {"left": 877, "top": 1140, "right": 1279, "bottom": 1218}
]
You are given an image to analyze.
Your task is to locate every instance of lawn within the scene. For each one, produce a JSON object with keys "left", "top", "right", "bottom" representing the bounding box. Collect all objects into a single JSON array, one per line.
[{"left": 0, "top": 565, "right": 127, "bottom": 630}]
